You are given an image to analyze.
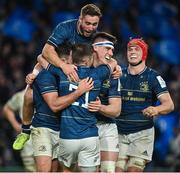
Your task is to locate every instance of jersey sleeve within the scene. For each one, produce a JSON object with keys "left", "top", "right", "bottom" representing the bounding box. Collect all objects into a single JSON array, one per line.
[
  {"left": 35, "top": 71, "right": 58, "bottom": 95},
  {"left": 108, "top": 78, "right": 121, "bottom": 98},
  {"left": 151, "top": 72, "right": 169, "bottom": 97},
  {"left": 46, "top": 64, "right": 61, "bottom": 77},
  {"left": 6, "top": 93, "right": 21, "bottom": 111},
  {"left": 47, "top": 22, "right": 68, "bottom": 47}
]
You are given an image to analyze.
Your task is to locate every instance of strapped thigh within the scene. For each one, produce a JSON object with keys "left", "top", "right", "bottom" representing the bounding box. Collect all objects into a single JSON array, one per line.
[
  {"left": 115, "top": 156, "right": 128, "bottom": 171},
  {"left": 127, "top": 156, "right": 146, "bottom": 170}
]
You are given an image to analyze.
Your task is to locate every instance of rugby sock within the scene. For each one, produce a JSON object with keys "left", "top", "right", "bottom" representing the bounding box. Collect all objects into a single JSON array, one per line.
[{"left": 22, "top": 124, "right": 31, "bottom": 134}]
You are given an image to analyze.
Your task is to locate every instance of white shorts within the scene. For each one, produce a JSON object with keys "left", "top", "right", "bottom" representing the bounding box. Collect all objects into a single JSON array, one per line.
[
  {"left": 97, "top": 122, "right": 119, "bottom": 152},
  {"left": 31, "top": 127, "right": 59, "bottom": 158},
  {"left": 20, "top": 136, "right": 36, "bottom": 172},
  {"left": 59, "top": 137, "right": 100, "bottom": 168},
  {"left": 118, "top": 127, "right": 154, "bottom": 161}
]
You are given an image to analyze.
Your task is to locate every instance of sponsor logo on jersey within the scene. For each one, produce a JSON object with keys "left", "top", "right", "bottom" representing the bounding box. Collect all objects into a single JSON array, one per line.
[
  {"left": 128, "top": 92, "right": 133, "bottom": 96},
  {"left": 156, "top": 76, "right": 166, "bottom": 88}
]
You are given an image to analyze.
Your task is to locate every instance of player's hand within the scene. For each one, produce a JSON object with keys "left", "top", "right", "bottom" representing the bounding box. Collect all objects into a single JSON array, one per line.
[
  {"left": 26, "top": 73, "right": 36, "bottom": 85},
  {"left": 88, "top": 97, "right": 101, "bottom": 112},
  {"left": 112, "top": 65, "right": 122, "bottom": 79},
  {"left": 142, "top": 106, "right": 159, "bottom": 117},
  {"left": 61, "top": 63, "right": 79, "bottom": 82},
  {"left": 77, "top": 77, "right": 94, "bottom": 94}
]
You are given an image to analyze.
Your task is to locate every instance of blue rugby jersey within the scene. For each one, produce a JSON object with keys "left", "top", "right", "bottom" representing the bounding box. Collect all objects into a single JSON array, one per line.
[
  {"left": 32, "top": 69, "right": 60, "bottom": 131},
  {"left": 116, "top": 66, "right": 169, "bottom": 134},
  {"left": 48, "top": 19, "right": 93, "bottom": 46},
  {"left": 96, "top": 78, "right": 121, "bottom": 123},
  {"left": 47, "top": 64, "right": 112, "bottom": 139}
]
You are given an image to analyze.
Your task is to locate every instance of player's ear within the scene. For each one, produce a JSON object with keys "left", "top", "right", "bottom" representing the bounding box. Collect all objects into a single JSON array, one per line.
[
  {"left": 79, "top": 16, "right": 82, "bottom": 23},
  {"left": 93, "top": 46, "right": 98, "bottom": 51}
]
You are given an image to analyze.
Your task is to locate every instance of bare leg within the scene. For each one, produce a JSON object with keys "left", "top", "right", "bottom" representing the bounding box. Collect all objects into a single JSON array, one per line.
[
  {"left": 100, "top": 151, "right": 119, "bottom": 172},
  {"left": 22, "top": 85, "right": 33, "bottom": 125},
  {"left": 127, "top": 166, "right": 143, "bottom": 172},
  {"left": 51, "top": 158, "right": 60, "bottom": 172},
  {"left": 35, "top": 156, "right": 52, "bottom": 172},
  {"left": 115, "top": 157, "right": 128, "bottom": 173},
  {"left": 63, "top": 164, "right": 76, "bottom": 173}
]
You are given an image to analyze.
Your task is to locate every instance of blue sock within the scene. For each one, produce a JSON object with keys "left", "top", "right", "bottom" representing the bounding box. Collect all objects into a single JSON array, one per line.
[{"left": 22, "top": 124, "right": 31, "bottom": 135}]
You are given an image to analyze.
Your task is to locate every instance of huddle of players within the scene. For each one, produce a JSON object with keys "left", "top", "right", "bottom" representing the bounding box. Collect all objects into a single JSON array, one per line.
[
  {"left": 13, "top": 3, "right": 174, "bottom": 173},
  {"left": 28, "top": 32, "right": 120, "bottom": 173}
]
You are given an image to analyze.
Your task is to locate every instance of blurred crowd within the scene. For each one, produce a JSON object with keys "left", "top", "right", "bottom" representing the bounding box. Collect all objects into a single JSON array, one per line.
[{"left": 0, "top": 0, "right": 180, "bottom": 171}]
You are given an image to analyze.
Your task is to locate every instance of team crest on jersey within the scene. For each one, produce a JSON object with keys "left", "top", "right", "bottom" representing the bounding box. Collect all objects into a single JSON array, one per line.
[
  {"left": 140, "top": 81, "right": 149, "bottom": 92},
  {"left": 102, "top": 79, "right": 110, "bottom": 88}
]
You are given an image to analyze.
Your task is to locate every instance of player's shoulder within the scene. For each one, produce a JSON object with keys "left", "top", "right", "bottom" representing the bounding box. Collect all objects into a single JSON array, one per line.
[
  {"left": 58, "top": 19, "right": 77, "bottom": 28},
  {"left": 37, "top": 69, "right": 53, "bottom": 79},
  {"left": 47, "top": 64, "right": 64, "bottom": 73},
  {"left": 146, "top": 67, "right": 160, "bottom": 77}
]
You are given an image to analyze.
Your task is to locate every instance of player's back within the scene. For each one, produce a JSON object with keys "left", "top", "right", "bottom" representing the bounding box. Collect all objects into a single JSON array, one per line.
[
  {"left": 47, "top": 64, "right": 111, "bottom": 139},
  {"left": 60, "top": 66, "right": 102, "bottom": 139},
  {"left": 32, "top": 69, "right": 60, "bottom": 131}
]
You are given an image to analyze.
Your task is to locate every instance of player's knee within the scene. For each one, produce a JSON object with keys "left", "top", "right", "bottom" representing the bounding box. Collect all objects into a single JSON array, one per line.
[
  {"left": 127, "top": 157, "right": 146, "bottom": 171},
  {"left": 101, "top": 161, "right": 116, "bottom": 173},
  {"left": 115, "top": 157, "right": 128, "bottom": 171},
  {"left": 80, "top": 166, "right": 97, "bottom": 172},
  {"left": 36, "top": 163, "right": 51, "bottom": 172}
]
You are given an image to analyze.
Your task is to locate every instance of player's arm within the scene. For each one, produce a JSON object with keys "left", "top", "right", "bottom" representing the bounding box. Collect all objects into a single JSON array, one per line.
[
  {"left": 26, "top": 62, "right": 42, "bottom": 85},
  {"left": 99, "top": 97, "right": 121, "bottom": 117},
  {"left": 3, "top": 102, "right": 21, "bottom": 133},
  {"left": 142, "top": 92, "right": 174, "bottom": 117},
  {"left": 89, "top": 77, "right": 121, "bottom": 117},
  {"left": 37, "top": 54, "right": 49, "bottom": 69},
  {"left": 42, "top": 43, "right": 78, "bottom": 81},
  {"left": 88, "top": 97, "right": 121, "bottom": 117},
  {"left": 42, "top": 43, "right": 64, "bottom": 68},
  {"left": 43, "top": 78, "right": 94, "bottom": 113},
  {"left": 21, "top": 62, "right": 41, "bottom": 128}
]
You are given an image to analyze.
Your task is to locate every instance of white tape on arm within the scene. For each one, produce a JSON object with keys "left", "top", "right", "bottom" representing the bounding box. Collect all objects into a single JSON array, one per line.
[{"left": 32, "top": 68, "right": 40, "bottom": 76}]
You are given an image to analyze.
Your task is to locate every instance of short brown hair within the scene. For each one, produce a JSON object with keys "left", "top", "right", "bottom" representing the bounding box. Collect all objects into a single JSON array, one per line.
[
  {"left": 92, "top": 32, "right": 117, "bottom": 44},
  {"left": 56, "top": 42, "right": 73, "bottom": 58},
  {"left": 80, "top": 4, "right": 102, "bottom": 18},
  {"left": 72, "top": 43, "right": 94, "bottom": 64}
]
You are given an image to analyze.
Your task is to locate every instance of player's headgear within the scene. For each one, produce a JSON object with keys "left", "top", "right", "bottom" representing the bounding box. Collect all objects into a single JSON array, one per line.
[
  {"left": 128, "top": 38, "right": 148, "bottom": 61},
  {"left": 92, "top": 41, "right": 114, "bottom": 49}
]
